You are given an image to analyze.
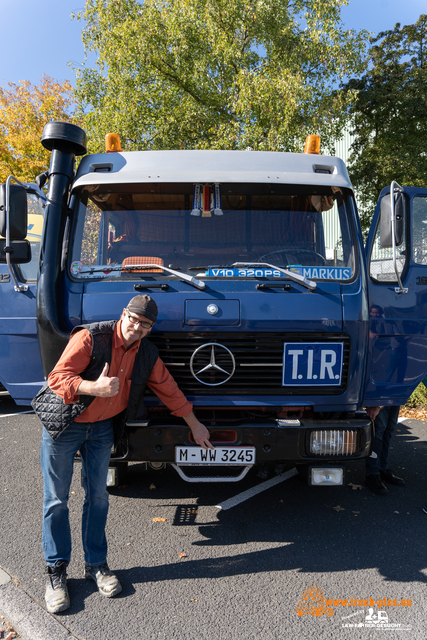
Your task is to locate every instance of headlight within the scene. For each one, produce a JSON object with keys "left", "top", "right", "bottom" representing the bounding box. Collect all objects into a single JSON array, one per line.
[
  {"left": 106, "top": 467, "right": 117, "bottom": 487},
  {"left": 310, "top": 467, "right": 344, "bottom": 485},
  {"left": 309, "top": 430, "right": 357, "bottom": 456}
]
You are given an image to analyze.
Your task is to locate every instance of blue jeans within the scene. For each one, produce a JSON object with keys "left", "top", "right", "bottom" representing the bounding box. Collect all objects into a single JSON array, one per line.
[
  {"left": 366, "top": 406, "right": 400, "bottom": 476},
  {"left": 41, "top": 419, "right": 114, "bottom": 567}
]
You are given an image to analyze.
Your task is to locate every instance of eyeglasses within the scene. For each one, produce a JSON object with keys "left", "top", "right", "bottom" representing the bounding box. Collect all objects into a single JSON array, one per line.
[{"left": 125, "top": 309, "right": 153, "bottom": 329}]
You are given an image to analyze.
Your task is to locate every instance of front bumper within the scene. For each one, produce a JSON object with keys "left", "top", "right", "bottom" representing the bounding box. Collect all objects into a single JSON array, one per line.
[{"left": 120, "top": 416, "right": 372, "bottom": 464}]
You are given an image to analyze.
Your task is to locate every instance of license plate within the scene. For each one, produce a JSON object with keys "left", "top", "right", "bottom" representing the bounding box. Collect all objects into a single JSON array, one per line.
[
  {"left": 175, "top": 446, "right": 256, "bottom": 465},
  {"left": 282, "top": 342, "right": 344, "bottom": 386}
]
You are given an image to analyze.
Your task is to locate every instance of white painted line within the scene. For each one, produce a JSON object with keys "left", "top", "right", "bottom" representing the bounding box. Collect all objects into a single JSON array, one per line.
[
  {"left": 215, "top": 468, "right": 298, "bottom": 511},
  {"left": 0, "top": 567, "right": 11, "bottom": 585},
  {"left": 0, "top": 410, "right": 34, "bottom": 418}
]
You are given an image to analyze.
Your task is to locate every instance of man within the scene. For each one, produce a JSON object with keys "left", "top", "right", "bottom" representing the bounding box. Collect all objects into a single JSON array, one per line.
[
  {"left": 365, "top": 406, "right": 405, "bottom": 495},
  {"left": 32, "top": 295, "right": 213, "bottom": 614}
]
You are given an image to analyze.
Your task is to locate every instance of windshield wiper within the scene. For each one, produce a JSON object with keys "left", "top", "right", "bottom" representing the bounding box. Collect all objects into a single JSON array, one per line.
[
  {"left": 79, "top": 264, "right": 206, "bottom": 290},
  {"left": 232, "top": 262, "right": 316, "bottom": 291}
]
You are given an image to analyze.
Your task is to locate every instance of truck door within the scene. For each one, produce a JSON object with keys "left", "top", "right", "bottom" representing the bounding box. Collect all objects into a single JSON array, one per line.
[
  {"left": 364, "top": 184, "right": 427, "bottom": 405},
  {"left": 0, "top": 187, "right": 46, "bottom": 405}
]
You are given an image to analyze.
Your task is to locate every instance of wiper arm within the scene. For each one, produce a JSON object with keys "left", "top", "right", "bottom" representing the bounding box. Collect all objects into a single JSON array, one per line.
[
  {"left": 80, "top": 264, "right": 206, "bottom": 290},
  {"left": 232, "top": 262, "right": 317, "bottom": 291},
  {"left": 122, "top": 264, "right": 206, "bottom": 290}
]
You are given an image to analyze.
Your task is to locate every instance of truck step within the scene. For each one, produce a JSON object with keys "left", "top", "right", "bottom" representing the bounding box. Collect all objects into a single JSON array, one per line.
[{"left": 171, "top": 464, "right": 252, "bottom": 483}]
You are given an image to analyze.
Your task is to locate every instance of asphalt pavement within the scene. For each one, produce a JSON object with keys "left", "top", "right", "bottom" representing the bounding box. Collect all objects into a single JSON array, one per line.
[{"left": 1, "top": 395, "right": 427, "bottom": 640}]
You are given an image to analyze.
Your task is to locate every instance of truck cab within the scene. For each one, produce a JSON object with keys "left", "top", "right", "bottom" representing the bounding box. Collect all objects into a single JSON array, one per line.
[{"left": 2, "top": 122, "right": 427, "bottom": 485}]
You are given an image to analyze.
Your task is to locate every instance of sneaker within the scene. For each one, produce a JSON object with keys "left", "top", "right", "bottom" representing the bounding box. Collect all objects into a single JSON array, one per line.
[
  {"left": 84, "top": 562, "right": 122, "bottom": 598},
  {"left": 366, "top": 474, "right": 388, "bottom": 495},
  {"left": 45, "top": 561, "right": 70, "bottom": 613},
  {"left": 380, "top": 468, "right": 405, "bottom": 486}
]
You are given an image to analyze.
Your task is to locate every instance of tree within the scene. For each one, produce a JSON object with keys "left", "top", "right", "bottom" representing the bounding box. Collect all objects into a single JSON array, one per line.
[
  {"left": 342, "top": 15, "right": 427, "bottom": 232},
  {"left": 74, "top": 0, "right": 368, "bottom": 154},
  {"left": 0, "top": 76, "right": 77, "bottom": 183}
]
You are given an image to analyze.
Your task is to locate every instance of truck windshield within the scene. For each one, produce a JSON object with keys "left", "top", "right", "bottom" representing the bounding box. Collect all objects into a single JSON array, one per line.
[{"left": 70, "top": 183, "right": 356, "bottom": 281}]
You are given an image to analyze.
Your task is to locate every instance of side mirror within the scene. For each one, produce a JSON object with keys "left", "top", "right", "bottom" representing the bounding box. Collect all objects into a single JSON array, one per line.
[
  {"left": 0, "top": 183, "right": 28, "bottom": 240},
  {"left": 0, "top": 239, "right": 31, "bottom": 264},
  {"left": 380, "top": 191, "right": 404, "bottom": 248}
]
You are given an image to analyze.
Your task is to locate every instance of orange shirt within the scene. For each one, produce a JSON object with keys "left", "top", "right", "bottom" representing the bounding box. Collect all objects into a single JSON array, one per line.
[{"left": 48, "top": 319, "right": 193, "bottom": 422}]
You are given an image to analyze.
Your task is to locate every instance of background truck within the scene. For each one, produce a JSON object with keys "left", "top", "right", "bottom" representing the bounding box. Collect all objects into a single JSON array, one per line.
[
  {"left": 2, "top": 122, "right": 427, "bottom": 485},
  {"left": 0, "top": 181, "right": 45, "bottom": 404}
]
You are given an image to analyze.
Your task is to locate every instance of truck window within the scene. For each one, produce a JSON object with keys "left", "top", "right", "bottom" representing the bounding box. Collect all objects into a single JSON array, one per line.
[
  {"left": 69, "top": 184, "right": 356, "bottom": 281},
  {"left": 369, "top": 202, "right": 407, "bottom": 283},
  {"left": 411, "top": 196, "right": 427, "bottom": 265},
  {"left": 17, "top": 192, "right": 45, "bottom": 282}
]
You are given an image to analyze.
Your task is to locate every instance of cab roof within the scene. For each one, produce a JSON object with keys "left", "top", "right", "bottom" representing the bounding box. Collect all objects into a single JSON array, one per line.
[{"left": 73, "top": 149, "right": 353, "bottom": 191}]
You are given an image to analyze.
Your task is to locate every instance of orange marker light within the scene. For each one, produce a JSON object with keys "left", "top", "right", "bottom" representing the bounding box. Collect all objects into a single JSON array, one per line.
[
  {"left": 105, "top": 133, "right": 122, "bottom": 153},
  {"left": 304, "top": 135, "right": 321, "bottom": 154}
]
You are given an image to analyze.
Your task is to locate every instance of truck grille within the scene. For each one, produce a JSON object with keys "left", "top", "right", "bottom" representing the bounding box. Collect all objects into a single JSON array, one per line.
[{"left": 148, "top": 332, "right": 350, "bottom": 396}]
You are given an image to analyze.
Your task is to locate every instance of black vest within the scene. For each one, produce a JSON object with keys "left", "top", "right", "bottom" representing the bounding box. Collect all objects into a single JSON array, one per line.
[{"left": 31, "top": 321, "right": 159, "bottom": 445}]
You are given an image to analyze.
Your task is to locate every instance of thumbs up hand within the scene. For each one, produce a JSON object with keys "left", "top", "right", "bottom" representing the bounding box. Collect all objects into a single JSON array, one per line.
[
  {"left": 93, "top": 362, "right": 120, "bottom": 397},
  {"left": 100, "top": 362, "right": 110, "bottom": 378}
]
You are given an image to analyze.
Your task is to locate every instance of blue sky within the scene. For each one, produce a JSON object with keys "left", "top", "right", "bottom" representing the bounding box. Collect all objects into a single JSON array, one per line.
[{"left": 0, "top": 0, "right": 426, "bottom": 88}]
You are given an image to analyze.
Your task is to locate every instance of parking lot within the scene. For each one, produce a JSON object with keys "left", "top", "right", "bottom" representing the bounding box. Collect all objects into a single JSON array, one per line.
[{"left": 1, "top": 396, "right": 427, "bottom": 640}]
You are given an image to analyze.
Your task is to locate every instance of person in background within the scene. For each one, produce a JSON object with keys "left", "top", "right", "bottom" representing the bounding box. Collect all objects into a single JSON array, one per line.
[
  {"left": 365, "top": 405, "right": 405, "bottom": 495},
  {"left": 32, "top": 294, "right": 213, "bottom": 614}
]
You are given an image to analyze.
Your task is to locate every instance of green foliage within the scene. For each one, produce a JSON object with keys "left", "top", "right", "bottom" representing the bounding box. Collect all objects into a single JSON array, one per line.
[
  {"left": 0, "top": 76, "right": 76, "bottom": 183},
  {"left": 73, "top": 0, "right": 367, "bottom": 153},
  {"left": 342, "top": 15, "right": 427, "bottom": 233},
  {"left": 404, "top": 382, "right": 427, "bottom": 408}
]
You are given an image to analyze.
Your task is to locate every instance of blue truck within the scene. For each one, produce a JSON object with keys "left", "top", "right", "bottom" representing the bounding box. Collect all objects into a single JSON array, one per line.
[
  {"left": 1, "top": 121, "right": 427, "bottom": 485},
  {"left": 0, "top": 181, "right": 45, "bottom": 404}
]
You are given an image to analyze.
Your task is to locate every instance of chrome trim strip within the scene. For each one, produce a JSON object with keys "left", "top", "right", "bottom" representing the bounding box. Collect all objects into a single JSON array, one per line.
[{"left": 240, "top": 363, "right": 282, "bottom": 366}]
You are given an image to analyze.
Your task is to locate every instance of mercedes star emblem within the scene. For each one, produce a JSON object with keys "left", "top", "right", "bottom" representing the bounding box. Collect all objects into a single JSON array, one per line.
[{"left": 190, "top": 343, "right": 236, "bottom": 386}]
